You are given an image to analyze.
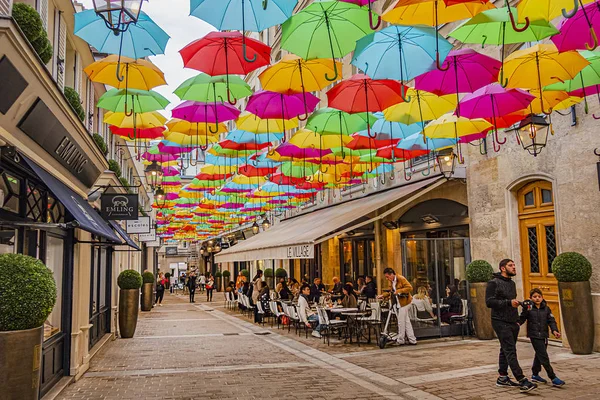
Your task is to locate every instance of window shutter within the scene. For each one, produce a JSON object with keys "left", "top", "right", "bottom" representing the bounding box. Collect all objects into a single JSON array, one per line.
[
  {"left": 38, "top": 0, "right": 49, "bottom": 31},
  {"left": 87, "top": 80, "right": 95, "bottom": 131},
  {"left": 56, "top": 14, "right": 67, "bottom": 90}
]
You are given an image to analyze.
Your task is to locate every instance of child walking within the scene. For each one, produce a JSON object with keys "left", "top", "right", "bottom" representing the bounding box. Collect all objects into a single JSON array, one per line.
[{"left": 519, "top": 288, "right": 565, "bottom": 387}]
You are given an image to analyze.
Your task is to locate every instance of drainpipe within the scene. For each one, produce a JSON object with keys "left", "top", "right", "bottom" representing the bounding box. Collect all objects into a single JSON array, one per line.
[{"left": 374, "top": 216, "right": 384, "bottom": 295}]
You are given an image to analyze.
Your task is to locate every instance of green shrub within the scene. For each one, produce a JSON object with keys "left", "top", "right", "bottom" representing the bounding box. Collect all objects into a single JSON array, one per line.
[
  {"left": 142, "top": 271, "right": 154, "bottom": 284},
  {"left": 119, "top": 177, "right": 132, "bottom": 193},
  {"left": 0, "top": 254, "right": 57, "bottom": 331},
  {"left": 63, "top": 87, "right": 85, "bottom": 122},
  {"left": 138, "top": 205, "right": 147, "bottom": 217},
  {"left": 93, "top": 133, "right": 108, "bottom": 156},
  {"left": 117, "top": 269, "right": 142, "bottom": 290},
  {"left": 30, "top": 31, "right": 53, "bottom": 64},
  {"left": 12, "top": 4, "right": 54, "bottom": 64},
  {"left": 108, "top": 159, "right": 121, "bottom": 177},
  {"left": 222, "top": 270, "right": 231, "bottom": 278},
  {"left": 466, "top": 260, "right": 494, "bottom": 283},
  {"left": 215, "top": 271, "right": 222, "bottom": 278},
  {"left": 552, "top": 252, "right": 592, "bottom": 282},
  {"left": 275, "top": 268, "right": 287, "bottom": 278},
  {"left": 264, "top": 268, "right": 273, "bottom": 277},
  {"left": 240, "top": 269, "right": 250, "bottom": 279}
]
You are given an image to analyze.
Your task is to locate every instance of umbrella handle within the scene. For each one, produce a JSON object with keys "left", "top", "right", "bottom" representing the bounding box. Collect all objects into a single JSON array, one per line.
[
  {"left": 368, "top": 6, "right": 381, "bottom": 30},
  {"left": 479, "top": 138, "right": 488, "bottom": 155},
  {"left": 400, "top": 85, "right": 412, "bottom": 103},
  {"left": 436, "top": 53, "right": 449, "bottom": 71},
  {"left": 499, "top": 68, "right": 509, "bottom": 88},
  {"left": 242, "top": 37, "right": 257, "bottom": 63},
  {"left": 367, "top": 124, "right": 377, "bottom": 139},
  {"left": 562, "top": 0, "right": 579, "bottom": 18},
  {"left": 115, "top": 37, "right": 126, "bottom": 82},
  {"left": 389, "top": 168, "right": 395, "bottom": 181},
  {"left": 262, "top": 0, "right": 268, "bottom": 10},
  {"left": 403, "top": 161, "right": 412, "bottom": 181},
  {"left": 421, "top": 160, "right": 431, "bottom": 176},
  {"left": 495, "top": 129, "right": 507, "bottom": 145},
  {"left": 508, "top": 11, "right": 529, "bottom": 32},
  {"left": 593, "top": 113, "right": 600, "bottom": 119},
  {"left": 325, "top": 59, "right": 339, "bottom": 81},
  {"left": 586, "top": 28, "right": 598, "bottom": 51},
  {"left": 227, "top": 90, "right": 237, "bottom": 105}
]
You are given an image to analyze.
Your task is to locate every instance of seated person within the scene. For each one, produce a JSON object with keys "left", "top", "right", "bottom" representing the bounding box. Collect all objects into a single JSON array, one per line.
[
  {"left": 278, "top": 280, "right": 292, "bottom": 300},
  {"left": 339, "top": 283, "right": 358, "bottom": 309},
  {"left": 412, "top": 286, "right": 435, "bottom": 319},
  {"left": 329, "top": 277, "right": 343, "bottom": 295},
  {"left": 298, "top": 284, "right": 324, "bottom": 338},
  {"left": 361, "top": 275, "right": 377, "bottom": 299},
  {"left": 310, "top": 277, "right": 326, "bottom": 303},
  {"left": 441, "top": 285, "right": 463, "bottom": 323}
]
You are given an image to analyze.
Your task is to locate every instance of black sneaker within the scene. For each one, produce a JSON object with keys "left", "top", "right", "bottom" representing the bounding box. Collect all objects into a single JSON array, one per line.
[
  {"left": 519, "top": 379, "right": 538, "bottom": 392},
  {"left": 496, "top": 376, "right": 520, "bottom": 387}
]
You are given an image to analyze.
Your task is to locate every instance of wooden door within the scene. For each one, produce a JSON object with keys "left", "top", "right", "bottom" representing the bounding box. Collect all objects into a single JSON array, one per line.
[{"left": 518, "top": 181, "right": 561, "bottom": 336}]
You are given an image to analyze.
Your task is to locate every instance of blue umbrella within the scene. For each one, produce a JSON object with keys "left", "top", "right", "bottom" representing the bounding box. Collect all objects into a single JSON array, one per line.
[
  {"left": 190, "top": 0, "right": 297, "bottom": 61},
  {"left": 225, "top": 130, "right": 284, "bottom": 145},
  {"left": 352, "top": 25, "right": 452, "bottom": 100},
  {"left": 74, "top": 10, "right": 169, "bottom": 59},
  {"left": 397, "top": 133, "right": 457, "bottom": 151},
  {"left": 355, "top": 115, "right": 421, "bottom": 140}
]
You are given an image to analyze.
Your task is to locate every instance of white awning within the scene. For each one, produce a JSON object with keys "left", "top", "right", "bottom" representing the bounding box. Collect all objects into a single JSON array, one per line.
[{"left": 215, "top": 177, "right": 444, "bottom": 263}]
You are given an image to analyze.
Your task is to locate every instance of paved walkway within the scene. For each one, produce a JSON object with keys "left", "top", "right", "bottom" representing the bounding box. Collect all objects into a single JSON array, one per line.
[{"left": 57, "top": 292, "right": 600, "bottom": 400}]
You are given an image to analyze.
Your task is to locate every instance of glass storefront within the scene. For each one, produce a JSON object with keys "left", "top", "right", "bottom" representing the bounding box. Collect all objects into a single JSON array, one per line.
[
  {"left": 340, "top": 238, "right": 374, "bottom": 285},
  {"left": 45, "top": 234, "right": 64, "bottom": 340}
]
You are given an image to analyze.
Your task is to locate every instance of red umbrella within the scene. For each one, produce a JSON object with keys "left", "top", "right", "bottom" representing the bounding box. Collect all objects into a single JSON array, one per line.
[
  {"left": 239, "top": 164, "right": 278, "bottom": 177},
  {"left": 346, "top": 134, "right": 400, "bottom": 150},
  {"left": 327, "top": 74, "right": 406, "bottom": 138},
  {"left": 109, "top": 125, "right": 165, "bottom": 140},
  {"left": 375, "top": 146, "right": 429, "bottom": 160}
]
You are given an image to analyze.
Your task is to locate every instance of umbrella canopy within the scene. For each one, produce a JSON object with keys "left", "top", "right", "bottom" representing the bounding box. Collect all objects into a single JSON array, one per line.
[
  {"left": 551, "top": 2, "right": 600, "bottom": 52},
  {"left": 288, "top": 129, "right": 352, "bottom": 149},
  {"left": 458, "top": 84, "right": 535, "bottom": 120},
  {"left": 163, "top": 131, "right": 219, "bottom": 146},
  {"left": 397, "top": 132, "right": 457, "bottom": 151},
  {"left": 84, "top": 55, "right": 166, "bottom": 90},
  {"left": 174, "top": 74, "right": 252, "bottom": 103},
  {"left": 516, "top": 0, "right": 595, "bottom": 24},
  {"left": 172, "top": 101, "right": 241, "bottom": 124},
  {"left": 110, "top": 125, "right": 165, "bottom": 140},
  {"left": 98, "top": 88, "right": 170, "bottom": 114},
  {"left": 383, "top": 89, "right": 456, "bottom": 125},
  {"left": 246, "top": 90, "right": 320, "bottom": 120},
  {"left": 104, "top": 111, "right": 167, "bottom": 129},
  {"left": 166, "top": 119, "right": 228, "bottom": 136},
  {"left": 423, "top": 113, "right": 492, "bottom": 138},
  {"left": 259, "top": 55, "right": 342, "bottom": 93},
  {"left": 225, "top": 130, "right": 284, "bottom": 145},
  {"left": 236, "top": 113, "right": 299, "bottom": 133},
  {"left": 305, "top": 108, "right": 371, "bottom": 135},
  {"left": 382, "top": 0, "right": 494, "bottom": 26},
  {"left": 74, "top": 10, "right": 170, "bottom": 59}
]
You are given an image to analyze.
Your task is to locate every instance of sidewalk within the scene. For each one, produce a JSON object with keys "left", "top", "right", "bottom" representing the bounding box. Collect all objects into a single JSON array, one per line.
[{"left": 56, "top": 293, "right": 600, "bottom": 400}]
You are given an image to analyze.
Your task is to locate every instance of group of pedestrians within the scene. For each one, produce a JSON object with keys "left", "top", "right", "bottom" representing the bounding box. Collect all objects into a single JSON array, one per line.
[{"left": 185, "top": 271, "right": 215, "bottom": 303}]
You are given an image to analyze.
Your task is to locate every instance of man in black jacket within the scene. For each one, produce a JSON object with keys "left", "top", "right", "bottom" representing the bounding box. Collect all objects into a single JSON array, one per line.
[
  {"left": 310, "top": 278, "right": 326, "bottom": 303},
  {"left": 486, "top": 259, "right": 536, "bottom": 392}
]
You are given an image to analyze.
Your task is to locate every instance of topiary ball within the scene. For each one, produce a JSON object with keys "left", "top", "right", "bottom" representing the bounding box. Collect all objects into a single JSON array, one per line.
[
  {"left": 275, "top": 268, "right": 287, "bottom": 278},
  {"left": 552, "top": 252, "right": 592, "bottom": 282},
  {"left": 0, "top": 253, "right": 57, "bottom": 331},
  {"left": 12, "top": 3, "right": 44, "bottom": 43},
  {"left": 118, "top": 270, "right": 142, "bottom": 290},
  {"left": 215, "top": 271, "right": 222, "bottom": 278},
  {"left": 240, "top": 269, "right": 250, "bottom": 278},
  {"left": 466, "top": 260, "right": 494, "bottom": 283},
  {"left": 264, "top": 268, "right": 273, "bottom": 277},
  {"left": 142, "top": 271, "right": 155, "bottom": 284},
  {"left": 222, "top": 270, "right": 230, "bottom": 277}
]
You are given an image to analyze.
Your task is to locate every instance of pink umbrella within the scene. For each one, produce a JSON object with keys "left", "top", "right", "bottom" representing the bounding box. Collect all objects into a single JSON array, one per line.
[
  {"left": 274, "top": 143, "right": 332, "bottom": 159},
  {"left": 552, "top": 2, "right": 600, "bottom": 52},
  {"left": 158, "top": 142, "right": 194, "bottom": 154},
  {"left": 141, "top": 152, "right": 179, "bottom": 163},
  {"left": 172, "top": 101, "right": 240, "bottom": 132},
  {"left": 458, "top": 83, "right": 535, "bottom": 151},
  {"left": 162, "top": 167, "right": 180, "bottom": 176},
  {"left": 414, "top": 48, "right": 502, "bottom": 116},
  {"left": 246, "top": 90, "right": 320, "bottom": 121},
  {"left": 570, "top": 83, "right": 600, "bottom": 97}
]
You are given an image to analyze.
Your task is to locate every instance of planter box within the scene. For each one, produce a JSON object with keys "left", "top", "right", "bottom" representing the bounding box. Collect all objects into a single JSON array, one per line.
[
  {"left": 119, "top": 288, "right": 140, "bottom": 338},
  {"left": 141, "top": 283, "right": 153, "bottom": 311},
  {"left": 559, "top": 281, "right": 594, "bottom": 354},
  {"left": 0, "top": 325, "right": 43, "bottom": 399},
  {"left": 470, "top": 282, "right": 494, "bottom": 340}
]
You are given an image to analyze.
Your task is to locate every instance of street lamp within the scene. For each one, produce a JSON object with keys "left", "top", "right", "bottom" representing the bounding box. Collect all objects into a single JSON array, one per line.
[
  {"left": 514, "top": 114, "right": 550, "bottom": 157},
  {"left": 251, "top": 221, "right": 260, "bottom": 235},
  {"left": 154, "top": 187, "right": 166, "bottom": 208},
  {"left": 435, "top": 148, "right": 456, "bottom": 179},
  {"left": 261, "top": 217, "right": 271, "bottom": 231},
  {"left": 92, "top": 0, "right": 145, "bottom": 34},
  {"left": 144, "top": 161, "right": 163, "bottom": 190}
]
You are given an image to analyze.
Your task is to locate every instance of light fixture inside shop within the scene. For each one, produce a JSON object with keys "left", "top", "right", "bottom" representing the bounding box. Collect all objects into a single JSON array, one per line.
[
  {"left": 421, "top": 214, "right": 439, "bottom": 224},
  {"left": 93, "top": 0, "right": 145, "bottom": 34},
  {"left": 383, "top": 220, "right": 400, "bottom": 230},
  {"left": 144, "top": 161, "right": 163, "bottom": 189},
  {"left": 251, "top": 221, "right": 260, "bottom": 234},
  {"left": 261, "top": 217, "right": 271, "bottom": 230},
  {"left": 513, "top": 114, "right": 550, "bottom": 157},
  {"left": 435, "top": 148, "right": 456, "bottom": 180}
]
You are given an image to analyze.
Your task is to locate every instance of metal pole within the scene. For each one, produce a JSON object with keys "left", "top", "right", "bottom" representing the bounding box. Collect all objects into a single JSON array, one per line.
[{"left": 374, "top": 216, "right": 384, "bottom": 295}]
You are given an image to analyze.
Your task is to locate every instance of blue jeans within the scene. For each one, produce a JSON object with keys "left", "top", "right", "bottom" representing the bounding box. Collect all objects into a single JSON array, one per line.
[{"left": 307, "top": 314, "right": 323, "bottom": 332}]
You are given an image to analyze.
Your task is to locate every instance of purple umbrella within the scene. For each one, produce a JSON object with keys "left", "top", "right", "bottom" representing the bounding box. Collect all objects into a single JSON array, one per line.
[
  {"left": 458, "top": 83, "right": 534, "bottom": 151},
  {"left": 141, "top": 152, "right": 179, "bottom": 163},
  {"left": 245, "top": 90, "right": 320, "bottom": 121},
  {"left": 552, "top": 2, "right": 600, "bottom": 52},
  {"left": 274, "top": 143, "right": 332, "bottom": 159},
  {"left": 172, "top": 101, "right": 240, "bottom": 133},
  {"left": 158, "top": 141, "right": 195, "bottom": 154}
]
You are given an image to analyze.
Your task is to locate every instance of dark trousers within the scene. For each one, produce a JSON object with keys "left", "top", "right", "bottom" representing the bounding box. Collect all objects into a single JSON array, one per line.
[
  {"left": 530, "top": 338, "right": 556, "bottom": 379},
  {"left": 492, "top": 319, "right": 524, "bottom": 381},
  {"left": 155, "top": 289, "right": 164, "bottom": 304},
  {"left": 189, "top": 287, "right": 196, "bottom": 302},
  {"left": 206, "top": 288, "right": 213, "bottom": 301}
]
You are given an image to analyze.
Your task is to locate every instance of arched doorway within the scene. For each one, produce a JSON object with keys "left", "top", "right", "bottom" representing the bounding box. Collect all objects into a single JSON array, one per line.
[{"left": 517, "top": 180, "right": 561, "bottom": 334}]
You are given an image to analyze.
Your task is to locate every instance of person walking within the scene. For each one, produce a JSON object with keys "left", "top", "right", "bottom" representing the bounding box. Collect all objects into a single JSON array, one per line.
[
  {"left": 206, "top": 273, "right": 214, "bottom": 302},
  {"left": 251, "top": 270, "right": 263, "bottom": 323},
  {"left": 380, "top": 267, "right": 417, "bottom": 345},
  {"left": 187, "top": 271, "right": 197, "bottom": 303},
  {"left": 155, "top": 272, "right": 166, "bottom": 306},
  {"left": 486, "top": 259, "right": 537, "bottom": 392},
  {"left": 519, "top": 288, "right": 565, "bottom": 387},
  {"left": 199, "top": 273, "right": 206, "bottom": 292}
]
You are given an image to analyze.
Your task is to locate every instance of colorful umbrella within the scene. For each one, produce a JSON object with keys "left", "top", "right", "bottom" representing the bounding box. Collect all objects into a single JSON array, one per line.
[
  {"left": 552, "top": 2, "right": 600, "bottom": 52},
  {"left": 383, "top": 89, "right": 456, "bottom": 126},
  {"left": 516, "top": 0, "right": 595, "bottom": 24},
  {"left": 172, "top": 101, "right": 241, "bottom": 130},
  {"left": 236, "top": 113, "right": 299, "bottom": 134},
  {"left": 166, "top": 119, "right": 228, "bottom": 136},
  {"left": 246, "top": 90, "right": 320, "bottom": 121},
  {"left": 259, "top": 55, "right": 342, "bottom": 94},
  {"left": 98, "top": 88, "right": 169, "bottom": 114},
  {"left": 104, "top": 111, "right": 167, "bottom": 129},
  {"left": 110, "top": 126, "right": 165, "bottom": 140},
  {"left": 174, "top": 74, "right": 252, "bottom": 104},
  {"left": 84, "top": 55, "right": 166, "bottom": 90}
]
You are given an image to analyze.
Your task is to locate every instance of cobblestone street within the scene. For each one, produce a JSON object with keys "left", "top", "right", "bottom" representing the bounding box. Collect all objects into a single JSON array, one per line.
[{"left": 57, "top": 293, "right": 600, "bottom": 400}]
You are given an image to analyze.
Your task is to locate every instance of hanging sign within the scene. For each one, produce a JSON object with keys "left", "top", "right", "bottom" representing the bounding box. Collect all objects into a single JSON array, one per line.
[
  {"left": 286, "top": 244, "right": 314, "bottom": 259},
  {"left": 100, "top": 193, "right": 138, "bottom": 220},
  {"left": 126, "top": 216, "right": 151, "bottom": 233},
  {"left": 138, "top": 229, "right": 156, "bottom": 242},
  {"left": 165, "top": 246, "right": 178, "bottom": 256},
  {"left": 145, "top": 239, "right": 161, "bottom": 247}
]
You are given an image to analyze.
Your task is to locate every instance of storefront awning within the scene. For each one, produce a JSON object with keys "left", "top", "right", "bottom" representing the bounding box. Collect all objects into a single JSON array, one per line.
[
  {"left": 109, "top": 221, "right": 141, "bottom": 251},
  {"left": 215, "top": 177, "right": 444, "bottom": 263},
  {"left": 23, "top": 156, "right": 123, "bottom": 243}
]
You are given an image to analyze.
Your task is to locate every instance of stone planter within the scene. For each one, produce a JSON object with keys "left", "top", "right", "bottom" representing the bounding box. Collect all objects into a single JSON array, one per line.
[
  {"left": 141, "top": 282, "right": 153, "bottom": 311},
  {"left": 0, "top": 325, "right": 43, "bottom": 399},
  {"left": 119, "top": 288, "right": 140, "bottom": 338},
  {"left": 469, "top": 282, "right": 494, "bottom": 340},
  {"left": 558, "top": 281, "right": 594, "bottom": 354}
]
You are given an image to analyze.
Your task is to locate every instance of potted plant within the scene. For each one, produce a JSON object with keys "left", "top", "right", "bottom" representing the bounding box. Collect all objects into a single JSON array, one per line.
[
  {"left": 264, "top": 268, "right": 274, "bottom": 288},
  {"left": 164, "top": 272, "right": 171, "bottom": 290},
  {"left": 240, "top": 269, "right": 250, "bottom": 280},
  {"left": 275, "top": 268, "right": 287, "bottom": 279},
  {"left": 118, "top": 270, "right": 142, "bottom": 338},
  {"left": 466, "top": 260, "right": 494, "bottom": 340},
  {"left": 214, "top": 271, "right": 222, "bottom": 291},
  {"left": 0, "top": 254, "right": 56, "bottom": 399},
  {"left": 222, "top": 270, "right": 231, "bottom": 285},
  {"left": 552, "top": 252, "right": 594, "bottom": 354},
  {"left": 141, "top": 271, "right": 154, "bottom": 311}
]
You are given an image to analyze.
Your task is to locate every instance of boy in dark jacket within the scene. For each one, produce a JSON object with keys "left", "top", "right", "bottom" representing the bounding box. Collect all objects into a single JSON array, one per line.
[{"left": 519, "top": 288, "right": 565, "bottom": 387}]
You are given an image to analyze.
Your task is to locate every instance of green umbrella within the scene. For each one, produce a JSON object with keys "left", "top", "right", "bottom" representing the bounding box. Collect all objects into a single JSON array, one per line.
[
  {"left": 97, "top": 88, "right": 170, "bottom": 114},
  {"left": 281, "top": 0, "right": 373, "bottom": 81},
  {"left": 281, "top": 162, "right": 319, "bottom": 178},
  {"left": 450, "top": 7, "right": 558, "bottom": 86},
  {"left": 174, "top": 74, "right": 253, "bottom": 104},
  {"left": 305, "top": 108, "right": 371, "bottom": 135}
]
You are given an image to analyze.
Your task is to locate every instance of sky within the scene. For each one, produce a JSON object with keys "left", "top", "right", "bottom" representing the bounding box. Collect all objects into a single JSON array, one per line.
[{"left": 80, "top": 0, "right": 215, "bottom": 116}]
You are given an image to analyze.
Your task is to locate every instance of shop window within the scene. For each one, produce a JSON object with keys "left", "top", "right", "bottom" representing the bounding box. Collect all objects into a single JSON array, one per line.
[
  {"left": 545, "top": 225, "right": 556, "bottom": 273},
  {"left": 541, "top": 189, "right": 553, "bottom": 204},
  {"left": 524, "top": 191, "right": 534, "bottom": 206},
  {"left": 527, "top": 227, "right": 540, "bottom": 273},
  {"left": 44, "top": 234, "right": 64, "bottom": 340},
  {"left": 0, "top": 228, "right": 16, "bottom": 254},
  {"left": 26, "top": 182, "right": 46, "bottom": 221},
  {"left": 0, "top": 172, "right": 21, "bottom": 213},
  {"left": 47, "top": 195, "right": 65, "bottom": 223}
]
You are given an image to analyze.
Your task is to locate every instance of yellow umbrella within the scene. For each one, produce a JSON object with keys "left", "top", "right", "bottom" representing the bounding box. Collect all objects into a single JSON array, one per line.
[
  {"left": 504, "top": 44, "right": 589, "bottom": 113},
  {"left": 143, "top": 159, "right": 180, "bottom": 167},
  {"left": 528, "top": 90, "right": 583, "bottom": 113},
  {"left": 166, "top": 118, "right": 228, "bottom": 136},
  {"left": 104, "top": 111, "right": 167, "bottom": 129},
  {"left": 163, "top": 131, "right": 218, "bottom": 146},
  {"left": 383, "top": 0, "right": 495, "bottom": 26},
  {"left": 516, "top": 0, "right": 595, "bottom": 23},
  {"left": 423, "top": 113, "right": 492, "bottom": 138},
  {"left": 232, "top": 175, "right": 268, "bottom": 185},
  {"left": 259, "top": 54, "right": 342, "bottom": 93},
  {"left": 383, "top": 89, "right": 457, "bottom": 125},
  {"left": 288, "top": 129, "right": 351, "bottom": 149},
  {"left": 84, "top": 55, "right": 166, "bottom": 90},
  {"left": 200, "top": 164, "right": 237, "bottom": 175},
  {"left": 236, "top": 113, "right": 299, "bottom": 133}
]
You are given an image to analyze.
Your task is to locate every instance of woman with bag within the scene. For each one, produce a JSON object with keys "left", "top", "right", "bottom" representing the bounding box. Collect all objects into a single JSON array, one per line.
[
  {"left": 206, "top": 273, "right": 215, "bottom": 302},
  {"left": 155, "top": 272, "right": 166, "bottom": 306}
]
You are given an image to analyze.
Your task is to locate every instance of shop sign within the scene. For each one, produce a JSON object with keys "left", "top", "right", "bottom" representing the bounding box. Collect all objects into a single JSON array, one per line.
[
  {"left": 165, "top": 246, "right": 178, "bottom": 256},
  {"left": 100, "top": 193, "right": 138, "bottom": 220},
  {"left": 138, "top": 229, "right": 156, "bottom": 242},
  {"left": 18, "top": 99, "right": 102, "bottom": 187},
  {"left": 286, "top": 244, "right": 314, "bottom": 259},
  {"left": 145, "top": 239, "right": 161, "bottom": 247},
  {"left": 126, "top": 216, "right": 151, "bottom": 233}
]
